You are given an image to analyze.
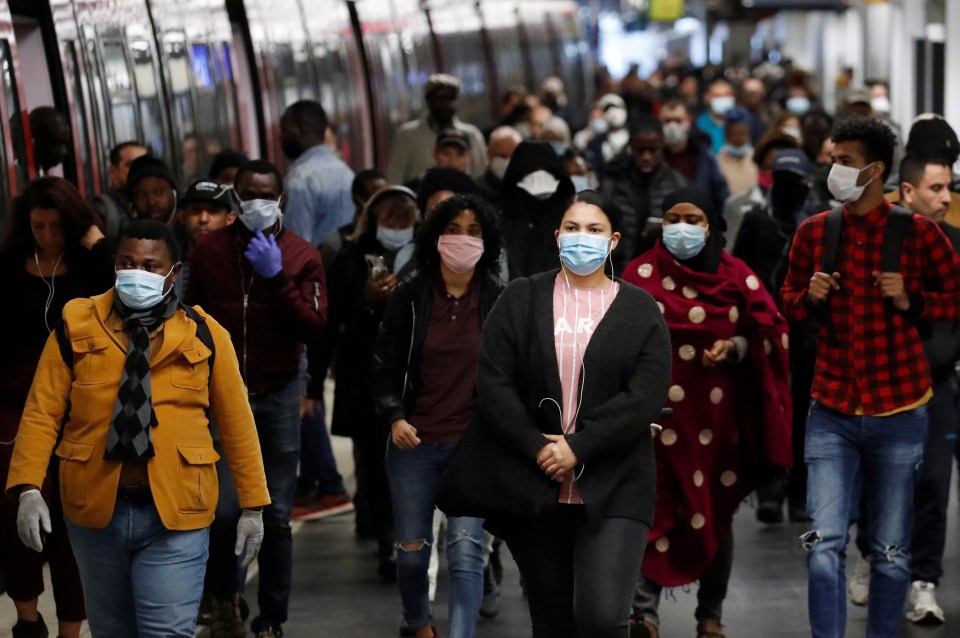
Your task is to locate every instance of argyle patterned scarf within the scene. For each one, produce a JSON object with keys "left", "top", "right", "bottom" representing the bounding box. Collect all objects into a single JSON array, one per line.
[{"left": 104, "top": 292, "right": 179, "bottom": 462}]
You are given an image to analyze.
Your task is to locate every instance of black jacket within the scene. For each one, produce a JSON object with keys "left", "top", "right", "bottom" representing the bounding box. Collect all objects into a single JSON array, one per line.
[
  {"left": 475, "top": 271, "right": 671, "bottom": 528},
  {"left": 600, "top": 155, "right": 688, "bottom": 271},
  {"left": 921, "top": 222, "right": 960, "bottom": 384},
  {"left": 499, "top": 142, "right": 576, "bottom": 280},
  {"left": 372, "top": 270, "right": 503, "bottom": 429}
]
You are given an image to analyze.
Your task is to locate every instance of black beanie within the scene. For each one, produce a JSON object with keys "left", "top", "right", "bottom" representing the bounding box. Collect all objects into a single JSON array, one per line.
[
  {"left": 127, "top": 155, "right": 178, "bottom": 197},
  {"left": 906, "top": 118, "right": 960, "bottom": 161}
]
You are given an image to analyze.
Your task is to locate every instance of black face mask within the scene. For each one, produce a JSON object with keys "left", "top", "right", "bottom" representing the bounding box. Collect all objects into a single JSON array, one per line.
[{"left": 770, "top": 176, "right": 810, "bottom": 219}]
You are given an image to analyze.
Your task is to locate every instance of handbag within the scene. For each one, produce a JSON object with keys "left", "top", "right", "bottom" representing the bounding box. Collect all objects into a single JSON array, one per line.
[{"left": 435, "top": 282, "right": 558, "bottom": 522}]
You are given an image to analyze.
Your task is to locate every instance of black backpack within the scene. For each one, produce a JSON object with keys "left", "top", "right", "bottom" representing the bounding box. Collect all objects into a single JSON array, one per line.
[{"left": 818, "top": 204, "right": 913, "bottom": 345}]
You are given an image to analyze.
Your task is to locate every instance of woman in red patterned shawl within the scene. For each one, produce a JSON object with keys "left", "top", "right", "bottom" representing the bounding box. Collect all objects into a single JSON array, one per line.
[{"left": 622, "top": 187, "right": 792, "bottom": 638}]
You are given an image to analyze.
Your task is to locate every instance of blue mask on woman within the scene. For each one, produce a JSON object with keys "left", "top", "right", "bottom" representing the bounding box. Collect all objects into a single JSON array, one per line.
[
  {"left": 662, "top": 223, "right": 707, "bottom": 260},
  {"left": 377, "top": 226, "right": 414, "bottom": 251},
  {"left": 558, "top": 232, "right": 612, "bottom": 276},
  {"left": 115, "top": 267, "right": 174, "bottom": 310}
]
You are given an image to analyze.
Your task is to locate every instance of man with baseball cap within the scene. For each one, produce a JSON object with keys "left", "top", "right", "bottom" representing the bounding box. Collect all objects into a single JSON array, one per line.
[
  {"left": 174, "top": 180, "right": 236, "bottom": 298},
  {"left": 433, "top": 128, "right": 472, "bottom": 173},
  {"left": 128, "top": 155, "right": 179, "bottom": 223},
  {"left": 887, "top": 115, "right": 960, "bottom": 228},
  {"left": 387, "top": 73, "right": 487, "bottom": 184}
]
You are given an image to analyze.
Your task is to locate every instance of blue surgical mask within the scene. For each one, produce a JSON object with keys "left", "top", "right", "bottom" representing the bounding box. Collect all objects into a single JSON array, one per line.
[
  {"left": 570, "top": 175, "right": 591, "bottom": 192},
  {"left": 239, "top": 198, "right": 281, "bottom": 232},
  {"left": 115, "top": 266, "right": 175, "bottom": 310},
  {"left": 724, "top": 143, "right": 752, "bottom": 159},
  {"left": 377, "top": 226, "right": 414, "bottom": 251},
  {"left": 558, "top": 232, "right": 612, "bottom": 276},
  {"left": 549, "top": 142, "right": 568, "bottom": 156},
  {"left": 785, "top": 96, "right": 811, "bottom": 116},
  {"left": 662, "top": 223, "right": 707, "bottom": 260}
]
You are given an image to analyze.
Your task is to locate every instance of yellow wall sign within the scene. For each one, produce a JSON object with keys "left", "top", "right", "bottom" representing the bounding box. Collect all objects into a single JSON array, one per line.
[{"left": 650, "top": 0, "right": 685, "bottom": 22}]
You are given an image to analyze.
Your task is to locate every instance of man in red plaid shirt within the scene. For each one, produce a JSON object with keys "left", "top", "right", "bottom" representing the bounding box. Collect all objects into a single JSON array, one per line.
[{"left": 780, "top": 116, "right": 960, "bottom": 638}]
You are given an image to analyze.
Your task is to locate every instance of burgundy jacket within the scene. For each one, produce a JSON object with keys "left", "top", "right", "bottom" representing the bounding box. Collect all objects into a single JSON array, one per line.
[{"left": 185, "top": 225, "right": 327, "bottom": 393}]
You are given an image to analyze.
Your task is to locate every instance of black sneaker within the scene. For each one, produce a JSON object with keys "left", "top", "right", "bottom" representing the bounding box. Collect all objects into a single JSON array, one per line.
[{"left": 12, "top": 614, "right": 49, "bottom": 638}]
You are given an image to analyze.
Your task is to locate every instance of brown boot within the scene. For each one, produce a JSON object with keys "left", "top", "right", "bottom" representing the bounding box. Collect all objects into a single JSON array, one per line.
[
  {"left": 209, "top": 595, "right": 246, "bottom": 637},
  {"left": 696, "top": 619, "right": 725, "bottom": 638},
  {"left": 629, "top": 617, "right": 659, "bottom": 638}
]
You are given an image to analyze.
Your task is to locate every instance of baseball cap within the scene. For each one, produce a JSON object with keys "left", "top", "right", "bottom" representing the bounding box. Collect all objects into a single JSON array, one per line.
[
  {"left": 771, "top": 149, "right": 810, "bottom": 176},
  {"left": 846, "top": 88, "right": 871, "bottom": 105},
  {"left": 180, "top": 180, "right": 233, "bottom": 207},
  {"left": 424, "top": 74, "right": 460, "bottom": 99},
  {"left": 436, "top": 128, "right": 471, "bottom": 151}
]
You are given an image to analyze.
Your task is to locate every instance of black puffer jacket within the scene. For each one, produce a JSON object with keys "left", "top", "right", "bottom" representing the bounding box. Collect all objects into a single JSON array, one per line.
[
  {"left": 372, "top": 271, "right": 502, "bottom": 428},
  {"left": 499, "top": 142, "right": 576, "bottom": 280},
  {"left": 920, "top": 222, "right": 960, "bottom": 384}
]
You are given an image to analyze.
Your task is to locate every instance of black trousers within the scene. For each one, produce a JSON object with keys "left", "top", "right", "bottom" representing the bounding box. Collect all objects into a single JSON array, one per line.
[{"left": 504, "top": 505, "right": 649, "bottom": 638}]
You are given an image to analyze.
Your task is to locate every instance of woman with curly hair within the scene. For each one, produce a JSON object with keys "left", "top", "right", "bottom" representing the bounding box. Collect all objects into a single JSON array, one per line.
[{"left": 373, "top": 193, "right": 503, "bottom": 638}]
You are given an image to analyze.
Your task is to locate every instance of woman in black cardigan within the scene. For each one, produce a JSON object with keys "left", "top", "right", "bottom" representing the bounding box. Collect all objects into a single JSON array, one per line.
[{"left": 475, "top": 190, "right": 671, "bottom": 637}]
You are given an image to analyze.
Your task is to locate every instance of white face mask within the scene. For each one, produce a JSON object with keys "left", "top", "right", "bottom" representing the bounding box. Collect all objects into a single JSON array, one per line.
[
  {"left": 604, "top": 107, "right": 628, "bottom": 130},
  {"left": 239, "top": 198, "right": 282, "bottom": 232},
  {"left": 827, "top": 162, "right": 876, "bottom": 203},
  {"left": 663, "top": 121, "right": 689, "bottom": 147},
  {"left": 871, "top": 96, "right": 891, "bottom": 114},
  {"left": 710, "top": 96, "right": 735, "bottom": 116},
  {"left": 489, "top": 156, "right": 510, "bottom": 181},
  {"left": 517, "top": 170, "right": 560, "bottom": 200}
]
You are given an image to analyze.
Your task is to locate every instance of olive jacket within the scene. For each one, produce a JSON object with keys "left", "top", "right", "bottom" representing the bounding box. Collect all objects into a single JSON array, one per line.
[{"left": 5, "top": 291, "right": 270, "bottom": 530}]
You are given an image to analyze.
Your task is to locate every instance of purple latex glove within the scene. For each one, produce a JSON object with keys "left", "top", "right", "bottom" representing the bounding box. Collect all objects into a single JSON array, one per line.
[{"left": 244, "top": 230, "right": 283, "bottom": 278}]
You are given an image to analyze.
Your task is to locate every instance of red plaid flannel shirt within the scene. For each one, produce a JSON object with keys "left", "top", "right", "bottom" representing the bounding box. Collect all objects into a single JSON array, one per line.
[{"left": 780, "top": 201, "right": 960, "bottom": 415}]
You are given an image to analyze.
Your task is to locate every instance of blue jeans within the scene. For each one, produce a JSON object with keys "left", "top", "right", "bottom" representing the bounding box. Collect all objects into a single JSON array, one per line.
[
  {"left": 297, "top": 402, "right": 347, "bottom": 496},
  {"left": 248, "top": 379, "right": 301, "bottom": 631},
  {"left": 386, "top": 441, "right": 485, "bottom": 638},
  {"left": 65, "top": 500, "right": 208, "bottom": 637},
  {"left": 803, "top": 401, "right": 927, "bottom": 638}
]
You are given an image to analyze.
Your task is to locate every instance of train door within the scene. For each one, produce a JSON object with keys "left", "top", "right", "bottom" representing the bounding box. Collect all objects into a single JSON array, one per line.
[
  {"left": 477, "top": 0, "right": 526, "bottom": 115},
  {"left": 423, "top": 0, "right": 494, "bottom": 131},
  {"left": 302, "top": 0, "right": 374, "bottom": 170},
  {"left": 546, "top": 1, "right": 592, "bottom": 129},
  {"left": 146, "top": 0, "right": 243, "bottom": 186},
  {"left": 516, "top": 0, "right": 558, "bottom": 97},
  {"left": 0, "top": 0, "right": 30, "bottom": 229},
  {"left": 241, "top": 0, "right": 318, "bottom": 169}
]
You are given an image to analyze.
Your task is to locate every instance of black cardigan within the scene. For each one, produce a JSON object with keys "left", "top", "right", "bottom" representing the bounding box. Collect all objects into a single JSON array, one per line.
[{"left": 476, "top": 270, "right": 672, "bottom": 528}]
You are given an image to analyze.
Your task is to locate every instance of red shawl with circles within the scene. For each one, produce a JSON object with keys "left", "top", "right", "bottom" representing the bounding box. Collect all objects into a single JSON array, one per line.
[{"left": 623, "top": 242, "right": 792, "bottom": 587}]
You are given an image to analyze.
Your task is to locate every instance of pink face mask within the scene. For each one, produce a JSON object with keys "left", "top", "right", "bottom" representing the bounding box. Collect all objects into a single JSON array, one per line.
[{"left": 438, "top": 235, "right": 484, "bottom": 274}]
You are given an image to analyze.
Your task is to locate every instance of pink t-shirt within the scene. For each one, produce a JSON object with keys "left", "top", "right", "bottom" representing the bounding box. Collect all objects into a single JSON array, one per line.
[{"left": 552, "top": 273, "right": 619, "bottom": 504}]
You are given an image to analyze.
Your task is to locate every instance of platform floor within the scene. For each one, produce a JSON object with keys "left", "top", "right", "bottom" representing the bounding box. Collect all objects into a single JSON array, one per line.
[{"left": 3, "top": 433, "right": 959, "bottom": 638}]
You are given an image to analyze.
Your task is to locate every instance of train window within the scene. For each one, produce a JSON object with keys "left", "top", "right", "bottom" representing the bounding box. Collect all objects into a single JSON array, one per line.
[
  {"left": 189, "top": 40, "right": 234, "bottom": 172},
  {"left": 63, "top": 41, "right": 96, "bottom": 198},
  {"left": 127, "top": 30, "right": 171, "bottom": 167},
  {"left": 82, "top": 35, "right": 114, "bottom": 189},
  {"left": 217, "top": 41, "right": 242, "bottom": 149},
  {"left": 101, "top": 41, "right": 142, "bottom": 148},
  {"left": 0, "top": 38, "right": 28, "bottom": 194},
  {"left": 161, "top": 30, "right": 201, "bottom": 184}
]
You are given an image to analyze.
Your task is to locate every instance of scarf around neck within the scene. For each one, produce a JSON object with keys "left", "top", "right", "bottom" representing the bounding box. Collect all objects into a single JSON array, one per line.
[{"left": 104, "top": 291, "right": 179, "bottom": 462}]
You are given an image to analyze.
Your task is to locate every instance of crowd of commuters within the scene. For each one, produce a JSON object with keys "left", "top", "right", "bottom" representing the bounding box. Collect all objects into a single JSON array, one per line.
[{"left": 0, "top": 54, "right": 959, "bottom": 638}]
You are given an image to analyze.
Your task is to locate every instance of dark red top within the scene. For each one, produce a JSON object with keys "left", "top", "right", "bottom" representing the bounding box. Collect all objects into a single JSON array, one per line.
[
  {"left": 409, "top": 277, "right": 482, "bottom": 444},
  {"left": 780, "top": 201, "right": 960, "bottom": 415},
  {"left": 663, "top": 147, "right": 698, "bottom": 180}
]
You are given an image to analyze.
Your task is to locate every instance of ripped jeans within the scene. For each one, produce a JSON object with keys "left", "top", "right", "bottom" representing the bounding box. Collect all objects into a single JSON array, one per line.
[
  {"left": 386, "top": 440, "right": 485, "bottom": 637},
  {"left": 803, "top": 401, "right": 927, "bottom": 638}
]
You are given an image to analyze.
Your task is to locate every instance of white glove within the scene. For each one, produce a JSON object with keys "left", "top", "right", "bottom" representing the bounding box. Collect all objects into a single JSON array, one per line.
[
  {"left": 235, "top": 509, "right": 264, "bottom": 568},
  {"left": 17, "top": 489, "right": 51, "bottom": 553}
]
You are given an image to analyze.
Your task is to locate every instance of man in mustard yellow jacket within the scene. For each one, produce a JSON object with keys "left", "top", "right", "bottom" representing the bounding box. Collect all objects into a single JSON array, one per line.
[{"left": 6, "top": 219, "right": 271, "bottom": 638}]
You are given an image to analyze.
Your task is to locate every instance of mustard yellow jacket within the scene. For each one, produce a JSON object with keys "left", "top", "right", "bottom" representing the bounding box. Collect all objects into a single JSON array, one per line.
[{"left": 5, "top": 291, "right": 271, "bottom": 530}]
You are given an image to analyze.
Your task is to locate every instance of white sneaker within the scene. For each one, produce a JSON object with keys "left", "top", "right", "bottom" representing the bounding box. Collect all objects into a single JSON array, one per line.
[
  {"left": 847, "top": 555, "right": 870, "bottom": 606},
  {"left": 905, "top": 580, "right": 945, "bottom": 625}
]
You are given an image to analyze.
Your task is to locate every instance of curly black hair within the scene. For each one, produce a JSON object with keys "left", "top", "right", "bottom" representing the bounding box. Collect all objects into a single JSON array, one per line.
[
  {"left": 414, "top": 194, "right": 501, "bottom": 276},
  {"left": 830, "top": 116, "right": 898, "bottom": 181}
]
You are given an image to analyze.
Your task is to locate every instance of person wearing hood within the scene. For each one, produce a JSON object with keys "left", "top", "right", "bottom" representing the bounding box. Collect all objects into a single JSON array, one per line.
[
  {"left": 127, "top": 155, "right": 179, "bottom": 224},
  {"left": 387, "top": 74, "right": 488, "bottom": 184},
  {"left": 623, "top": 187, "right": 792, "bottom": 638},
  {"left": 585, "top": 94, "right": 631, "bottom": 176},
  {"left": 185, "top": 161, "right": 327, "bottom": 638},
  {"left": 658, "top": 98, "right": 730, "bottom": 215},
  {"left": 714, "top": 108, "right": 758, "bottom": 197},
  {"left": 311, "top": 185, "right": 419, "bottom": 582},
  {"left": 599, "top": 116, "right": 688, "bottom": 272},
  {"left": 499, "top": 141, "right": 576, "bottom": 280}
]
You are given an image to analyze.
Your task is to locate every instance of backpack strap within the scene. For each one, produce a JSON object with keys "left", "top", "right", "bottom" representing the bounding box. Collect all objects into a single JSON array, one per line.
[
  {"left": 181, "top": 304, "right": 216, "bottom": 372},
  {"left": 820, "top": 205, "right": 844, "bottom": 275},
  {"left": 881, "top": 206, "right": 913, "bottom": 273},
  {"left": 55, "top": 319, "right": 73, "bottom": 370}
]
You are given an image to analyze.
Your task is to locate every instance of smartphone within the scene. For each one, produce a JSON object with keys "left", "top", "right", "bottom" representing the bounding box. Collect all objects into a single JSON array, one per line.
[{"left": 364, "top": 254, "right": 388, "bottom": 279}]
